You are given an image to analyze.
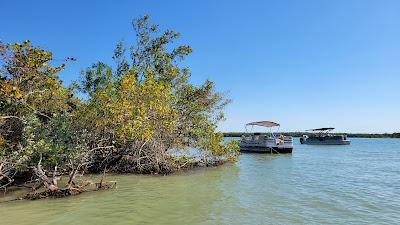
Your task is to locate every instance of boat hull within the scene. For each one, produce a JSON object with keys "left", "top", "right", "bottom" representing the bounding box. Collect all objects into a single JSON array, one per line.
[
  {"left": 240, "top": 146, "right": 293, "bottom": 154},
  {"left": 302, "top": 140, "right": 351, "bottom": 145},
  {"left": 240, "top": 134, "right": 293, "bottom": 154},
  {"left": 300, "top": 135, "right": 351, "bottom": 145}
]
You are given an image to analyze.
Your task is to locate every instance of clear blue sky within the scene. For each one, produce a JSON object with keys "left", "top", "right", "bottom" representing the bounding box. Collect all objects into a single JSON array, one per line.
[{"left": 1, "top": 0, "right": 399, "bottom": 133}]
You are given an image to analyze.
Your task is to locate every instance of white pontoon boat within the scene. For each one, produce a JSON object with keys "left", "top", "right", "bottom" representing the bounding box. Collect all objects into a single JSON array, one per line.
[{"left": 240, "top": 121, "right": 293, "bottom": 153}]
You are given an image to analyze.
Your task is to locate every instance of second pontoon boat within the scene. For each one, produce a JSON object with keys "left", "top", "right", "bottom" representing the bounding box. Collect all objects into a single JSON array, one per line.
[{"left": 300, "top": 128, "right": 350, "bottom": 145}]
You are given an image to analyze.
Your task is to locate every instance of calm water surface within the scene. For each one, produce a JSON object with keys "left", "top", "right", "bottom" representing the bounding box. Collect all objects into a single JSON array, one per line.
[{"left": 1, "top": 138, "right": 399, "bottom": 225}]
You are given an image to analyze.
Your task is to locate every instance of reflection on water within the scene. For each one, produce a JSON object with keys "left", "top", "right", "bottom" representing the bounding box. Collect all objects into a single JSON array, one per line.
[{"left": 1, "top": 138, "right": 400, "bottom": 225}]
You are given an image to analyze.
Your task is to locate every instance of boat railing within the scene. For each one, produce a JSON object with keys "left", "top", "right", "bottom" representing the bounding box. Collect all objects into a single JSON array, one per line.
[{"left": 241, "top": 134, "right": 293, "bottom": 142}]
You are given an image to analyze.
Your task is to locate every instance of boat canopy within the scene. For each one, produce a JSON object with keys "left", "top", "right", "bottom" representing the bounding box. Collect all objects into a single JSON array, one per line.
[
  {"left": 246, "top": 121, "right": 280, "bottom": 127},
  {"left": 306, "top": 127, "right": 335, "bottom": 131}
]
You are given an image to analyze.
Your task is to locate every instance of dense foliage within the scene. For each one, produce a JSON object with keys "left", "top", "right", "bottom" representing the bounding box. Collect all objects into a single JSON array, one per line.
[{"left": 0, "top": 16, "right": 239, "bottom": 192}]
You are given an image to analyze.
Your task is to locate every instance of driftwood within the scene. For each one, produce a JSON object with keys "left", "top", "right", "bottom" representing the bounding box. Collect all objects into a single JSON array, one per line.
[
  {"left": 32, "top": 154, "right": 59, "bottom": 192},
  {"left": 23, "top": 168, "right": 116, "bottom": 200}
]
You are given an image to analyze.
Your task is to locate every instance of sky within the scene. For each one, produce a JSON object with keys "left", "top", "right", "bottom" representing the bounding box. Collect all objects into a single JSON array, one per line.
[{"left": 1, "top": 0, "right": 399, "bottom": 133}]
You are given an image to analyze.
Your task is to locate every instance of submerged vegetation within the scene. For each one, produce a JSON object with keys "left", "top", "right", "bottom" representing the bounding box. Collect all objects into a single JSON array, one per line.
[{"left": 0, "top": 16, "right": 239, "bottom": 198}]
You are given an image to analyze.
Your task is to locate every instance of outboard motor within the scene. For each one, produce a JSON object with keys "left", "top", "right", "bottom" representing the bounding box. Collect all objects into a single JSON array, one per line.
[{"left": 300, "top": 135, "right": 307, "bottom": 144}]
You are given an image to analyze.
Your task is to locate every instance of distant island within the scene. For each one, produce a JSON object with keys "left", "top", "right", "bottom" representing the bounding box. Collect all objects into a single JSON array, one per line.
[{"left": 224, "top": 132, "right": 400, "bottom": 138}]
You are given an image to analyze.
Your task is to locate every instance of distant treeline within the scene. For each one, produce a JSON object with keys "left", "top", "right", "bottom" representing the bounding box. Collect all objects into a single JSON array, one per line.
[{"left": 224, "top": 132, "right": 400, "bottom": 138}]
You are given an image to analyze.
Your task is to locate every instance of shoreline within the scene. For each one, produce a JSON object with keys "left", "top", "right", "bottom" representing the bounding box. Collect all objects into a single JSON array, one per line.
[{"left": 0, "top": 159, "right": 233, "bottom": 203}]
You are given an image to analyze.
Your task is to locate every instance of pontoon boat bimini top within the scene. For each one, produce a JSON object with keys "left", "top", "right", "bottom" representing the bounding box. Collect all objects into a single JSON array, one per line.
[
  {"left": 246, "top": 121, "right": 280, "bottom": 127},
  {"left": 306, "top": 128, "right": 335, "bottom": 132}
]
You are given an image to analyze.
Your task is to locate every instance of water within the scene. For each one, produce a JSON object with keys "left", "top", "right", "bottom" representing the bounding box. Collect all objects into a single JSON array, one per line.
[{"left": 1, "top": 138, "right": 399, "bottom": 225}]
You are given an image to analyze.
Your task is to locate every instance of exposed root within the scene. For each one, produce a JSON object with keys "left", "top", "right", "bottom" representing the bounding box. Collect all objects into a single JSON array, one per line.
[
  {"left": 95, "top": 181, "right": 117, "bottom": 190},
  {"left": 22, "top": 175, "right": 116, "bottom": 200},
  {"left": 23, "top": 188, "right": 77, "bottom": 200}
]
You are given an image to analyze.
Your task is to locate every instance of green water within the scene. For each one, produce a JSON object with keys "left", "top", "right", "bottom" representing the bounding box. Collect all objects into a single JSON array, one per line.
[{"left": 1, "top": 138, "right": 399, "bottom": 225}]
